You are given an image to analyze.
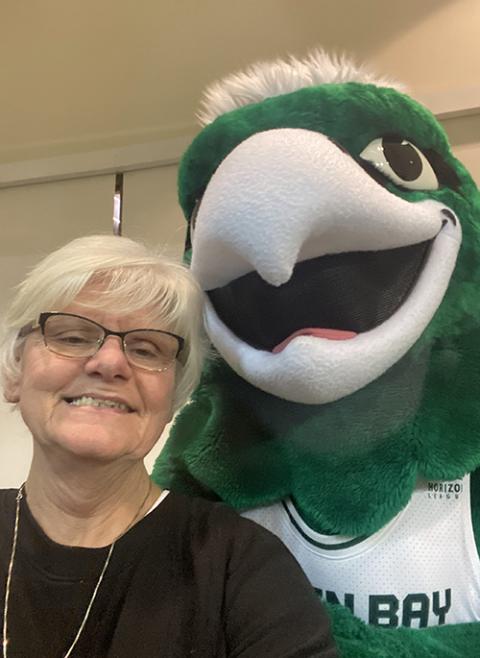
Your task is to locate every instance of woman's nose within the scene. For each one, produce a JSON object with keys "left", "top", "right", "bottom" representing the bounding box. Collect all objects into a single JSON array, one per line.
[{"left": 84, "top": 336, "right": 132, "bottom": 379}]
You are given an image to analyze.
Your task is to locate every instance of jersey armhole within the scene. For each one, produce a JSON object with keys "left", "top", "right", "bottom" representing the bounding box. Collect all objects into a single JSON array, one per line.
[{"left": 470, "top": 469, "right": 480, "bottom": 555}]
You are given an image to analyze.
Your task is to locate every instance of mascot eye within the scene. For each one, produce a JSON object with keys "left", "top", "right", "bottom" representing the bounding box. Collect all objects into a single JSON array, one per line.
[{"left": 360, "top": 137, "right": 439, "bottom": 191}]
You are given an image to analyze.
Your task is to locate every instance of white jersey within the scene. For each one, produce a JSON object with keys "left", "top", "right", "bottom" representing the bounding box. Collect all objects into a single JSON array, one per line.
[{"left": 243, "top": 475, "right": 480, "bottom": 628}]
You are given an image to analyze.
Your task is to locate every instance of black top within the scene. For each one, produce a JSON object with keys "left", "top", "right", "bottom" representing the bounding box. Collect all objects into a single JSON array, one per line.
[{"left": 0, "top": 489, "right": 336, "bottom": 657}]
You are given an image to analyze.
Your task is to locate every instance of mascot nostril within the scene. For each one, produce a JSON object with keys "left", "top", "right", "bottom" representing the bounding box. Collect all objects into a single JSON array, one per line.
[
  {"left": 442, "top": 208, "right": 457, "bottom": 226},
  {"left": 153, "top": 49, "right": 480, "bottom": 656}
]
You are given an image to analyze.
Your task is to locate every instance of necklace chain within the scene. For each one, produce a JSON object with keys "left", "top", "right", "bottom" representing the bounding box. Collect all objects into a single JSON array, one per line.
[{"left": 2, "top": 480, "right": 153, "bottom": 658}]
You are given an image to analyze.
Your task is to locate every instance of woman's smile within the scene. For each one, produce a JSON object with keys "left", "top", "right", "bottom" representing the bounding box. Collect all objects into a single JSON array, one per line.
[{"left": 64, "top": 394, "right": 135, "bottom": 413}]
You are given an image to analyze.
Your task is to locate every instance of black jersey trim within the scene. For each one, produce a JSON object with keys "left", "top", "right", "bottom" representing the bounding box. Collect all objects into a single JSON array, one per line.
[{"left": 282, "top": 500, "right": 369, "bottom": 550}]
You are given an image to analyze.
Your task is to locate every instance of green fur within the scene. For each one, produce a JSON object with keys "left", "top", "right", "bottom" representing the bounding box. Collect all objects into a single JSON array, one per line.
[
  {"left": 155, "top": 326, "right": 480, "bottom": 536},
  {"left": 156, "top": 85, "right": 480, "bottom": 534},
  {"left": 153, "top": 81, "right": 480, "bottom": 651},
  {"left": 329, "top": 602, "right": 480, "bottom": 657}
]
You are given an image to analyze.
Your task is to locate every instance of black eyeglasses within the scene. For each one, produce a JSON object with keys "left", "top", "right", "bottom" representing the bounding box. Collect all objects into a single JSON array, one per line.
[{"left": 19, "top": 312, "right": 185, "bottom": 372}]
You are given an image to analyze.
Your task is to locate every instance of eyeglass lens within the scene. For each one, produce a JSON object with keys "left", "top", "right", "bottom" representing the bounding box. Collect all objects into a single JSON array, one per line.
[{"left": 43, "top": 314, "right": 180, "bottom": 371}]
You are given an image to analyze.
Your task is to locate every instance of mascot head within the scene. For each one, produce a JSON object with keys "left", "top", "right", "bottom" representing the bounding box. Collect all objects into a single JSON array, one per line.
[
  {"left": 180, "top": 50, "right": 478, "bottom": 404},
  {"left": 155, "top": 51, "right": 480, "bottom": 535}
]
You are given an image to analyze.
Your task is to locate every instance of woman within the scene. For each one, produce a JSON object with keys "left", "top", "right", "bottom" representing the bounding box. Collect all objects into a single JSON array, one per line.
[{"left": 0, "top": 235, "right": 336, "bottom": 658}]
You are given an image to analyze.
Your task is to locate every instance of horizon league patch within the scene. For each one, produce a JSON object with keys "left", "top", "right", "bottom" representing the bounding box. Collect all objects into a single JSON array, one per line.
[
  {"left": 315, "top": 588, "right": 451, "bottom": 628},
  {"left": 427, "top": 480, "right": 464, "bottom": 500}
]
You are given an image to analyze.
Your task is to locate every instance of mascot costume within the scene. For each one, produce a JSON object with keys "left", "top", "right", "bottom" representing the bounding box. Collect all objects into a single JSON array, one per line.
[{"left": 153, "top": 51, "right": 480, "bottom": 656}]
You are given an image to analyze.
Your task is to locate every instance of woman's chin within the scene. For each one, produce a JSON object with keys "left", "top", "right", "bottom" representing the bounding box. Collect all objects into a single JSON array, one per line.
[
  {"left": 43, "top": 428, "right": 132, "bottom": 463},
  {"left": 43, "top": 405, "right": 137, "bottom": 460}
]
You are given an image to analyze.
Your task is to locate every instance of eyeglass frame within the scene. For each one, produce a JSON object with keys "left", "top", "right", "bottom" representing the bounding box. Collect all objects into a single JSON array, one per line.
[{"left": 18, "top": 311, "right": 185, "bottom": 372}]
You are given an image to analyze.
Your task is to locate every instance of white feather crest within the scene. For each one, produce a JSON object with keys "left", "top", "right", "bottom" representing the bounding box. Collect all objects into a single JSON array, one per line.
[{"left": 197, "top": 49, "right": 406, "bottom": 126}]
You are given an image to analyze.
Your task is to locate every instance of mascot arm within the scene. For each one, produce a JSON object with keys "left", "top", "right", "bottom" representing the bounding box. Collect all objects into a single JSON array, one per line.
[{"left": 329, "top": 603, "right": 479, "bottom": 658}]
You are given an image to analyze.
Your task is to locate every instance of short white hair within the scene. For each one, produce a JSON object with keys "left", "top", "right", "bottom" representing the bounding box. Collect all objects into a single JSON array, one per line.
[
  {"left": 198, "top": 48, "right": 406, "bottom": 125},
  {"left": 0, "top": 234, "right": 207, "bottom": 410}
]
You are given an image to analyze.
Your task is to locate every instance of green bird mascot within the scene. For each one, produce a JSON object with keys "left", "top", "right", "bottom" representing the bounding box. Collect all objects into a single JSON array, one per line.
[{"left": 153, "top": 50, "right": 480, "bottom": 657}]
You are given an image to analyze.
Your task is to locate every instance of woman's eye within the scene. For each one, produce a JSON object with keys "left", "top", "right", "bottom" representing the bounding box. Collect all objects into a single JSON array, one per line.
[
  {"left": 55, "top": 333, "right": 91, "bottom": 344},
  {"left": 359, "top": 137, "right": 439, "bottom": 191},
  {"left": 129, "top": 343, "right": 159, "bottom": 358}
]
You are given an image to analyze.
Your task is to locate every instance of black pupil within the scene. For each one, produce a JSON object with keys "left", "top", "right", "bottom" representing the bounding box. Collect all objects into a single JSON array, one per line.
[{"left": 382, "top": 138, "right": 422, "bottom": 181}]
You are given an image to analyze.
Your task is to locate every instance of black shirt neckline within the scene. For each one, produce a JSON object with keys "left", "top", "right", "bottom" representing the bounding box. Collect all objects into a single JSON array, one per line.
[{"left": 3, "top": 488, "right": 172, "bottom": 582}]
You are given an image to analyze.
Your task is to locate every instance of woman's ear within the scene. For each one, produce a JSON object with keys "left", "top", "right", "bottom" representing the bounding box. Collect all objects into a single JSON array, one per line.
[
  {"left": 5, "top": 341, "right": 25, "bottom": 403},
  {"left": 4, "top": 378, "right": 20, "bottom": 403}
]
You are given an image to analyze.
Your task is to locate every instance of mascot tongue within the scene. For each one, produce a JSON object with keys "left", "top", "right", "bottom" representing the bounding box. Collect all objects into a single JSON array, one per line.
[{"left": 273, "top": 327, "right": 357, "bottom": 353}]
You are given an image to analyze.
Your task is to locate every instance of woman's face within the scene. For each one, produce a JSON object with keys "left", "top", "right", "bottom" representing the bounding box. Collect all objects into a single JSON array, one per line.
[{"left": 9, "top": 299, "right": 177, "bottom": 463}]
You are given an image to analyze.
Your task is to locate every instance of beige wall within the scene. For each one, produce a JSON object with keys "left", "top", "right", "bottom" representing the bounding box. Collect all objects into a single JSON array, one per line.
[
  {"left": 369, "top": 0, "right": 479, "bottom": 97},
  {"left": 370, "top": 0, "right": 480, "bottom": 185},
  {"left": 1, "top": 1, "right": 479, "bottom": 164},
  {"left": 442, "top": 115, "right": 480, "bottom": 185},
  {"left": 123, "top": 165, "right": 186, "bottom": 257}
]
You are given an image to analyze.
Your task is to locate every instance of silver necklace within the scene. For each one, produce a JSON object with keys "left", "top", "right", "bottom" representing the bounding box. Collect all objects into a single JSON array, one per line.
[{"left": 2, "top": 480, "right": 153, "bottom": 658}]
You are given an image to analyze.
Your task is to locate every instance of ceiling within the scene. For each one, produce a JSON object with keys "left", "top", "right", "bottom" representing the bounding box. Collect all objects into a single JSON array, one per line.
[{"left": 1, "top": 0, "right": 477, "bottom": 166}]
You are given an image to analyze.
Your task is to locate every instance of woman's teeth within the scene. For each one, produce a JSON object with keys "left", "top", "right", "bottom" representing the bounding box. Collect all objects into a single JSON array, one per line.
[{"left": 68, "top": 396, "right": 130, "bottom": 412}]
